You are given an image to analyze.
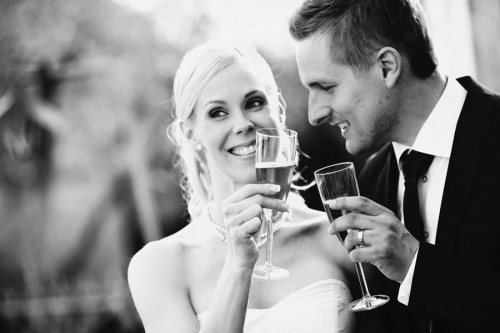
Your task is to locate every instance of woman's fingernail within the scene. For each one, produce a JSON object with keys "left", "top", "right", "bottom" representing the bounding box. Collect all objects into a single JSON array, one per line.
[
  {"left": 270, "top": 185, "right": 280, "bottom": 192},
  {"left": 328, "top": 199, "right": 337, "bottom": 208}
]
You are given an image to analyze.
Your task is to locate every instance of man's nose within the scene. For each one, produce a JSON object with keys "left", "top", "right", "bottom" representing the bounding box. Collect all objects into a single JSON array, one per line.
[{"left": 308, "top": 95, "right": 332, "bottom": 126}]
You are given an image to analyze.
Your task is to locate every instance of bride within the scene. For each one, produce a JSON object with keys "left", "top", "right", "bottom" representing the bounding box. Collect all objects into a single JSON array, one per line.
[{"left": 128, "top": 40, "right": 358, "bottom": 333}]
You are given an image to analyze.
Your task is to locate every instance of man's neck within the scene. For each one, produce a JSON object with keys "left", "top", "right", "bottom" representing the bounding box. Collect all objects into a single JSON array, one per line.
[{"left": 393, "top": 70, "right": 447, "bottom": 146}]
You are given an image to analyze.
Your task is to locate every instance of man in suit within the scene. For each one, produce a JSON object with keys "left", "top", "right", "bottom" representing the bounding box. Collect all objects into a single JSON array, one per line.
[{"left": 289, "top": 0, "right": 500, "bottom": 332}]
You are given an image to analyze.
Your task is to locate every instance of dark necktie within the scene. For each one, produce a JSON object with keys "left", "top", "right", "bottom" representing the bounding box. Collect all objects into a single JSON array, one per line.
[{"left": 400, "top": 149, "right": 434, "bottom": 242}]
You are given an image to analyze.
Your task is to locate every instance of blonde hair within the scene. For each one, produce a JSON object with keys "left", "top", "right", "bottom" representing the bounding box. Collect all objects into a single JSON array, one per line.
[{"left": 167, "top": 41, "right": 286, "bottom": 219}]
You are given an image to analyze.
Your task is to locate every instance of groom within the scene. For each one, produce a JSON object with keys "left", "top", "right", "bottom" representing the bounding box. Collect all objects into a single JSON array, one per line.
[{"left": 289, "top": 0, "right": 500, "bottom": 332}]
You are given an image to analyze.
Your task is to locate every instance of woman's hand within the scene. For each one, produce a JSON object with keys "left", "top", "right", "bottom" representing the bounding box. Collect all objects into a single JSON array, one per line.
[{"left": 220, "top": 184, "right": 289, "bottom": 269}]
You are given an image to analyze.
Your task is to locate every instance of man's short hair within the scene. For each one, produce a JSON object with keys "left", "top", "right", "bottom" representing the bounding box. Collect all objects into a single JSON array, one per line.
[{"left": 289, "top": 0, "right": 438, "bottom": 78}]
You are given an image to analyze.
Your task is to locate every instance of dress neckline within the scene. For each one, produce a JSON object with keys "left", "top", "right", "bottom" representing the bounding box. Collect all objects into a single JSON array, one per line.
[{"left": 196, "top": 278, "right": 349, "bottom": 317}]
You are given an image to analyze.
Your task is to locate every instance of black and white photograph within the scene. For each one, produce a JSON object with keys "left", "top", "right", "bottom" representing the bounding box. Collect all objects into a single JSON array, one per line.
[{"left": 0, "top": 0, "right": 499, "bottom": 332}]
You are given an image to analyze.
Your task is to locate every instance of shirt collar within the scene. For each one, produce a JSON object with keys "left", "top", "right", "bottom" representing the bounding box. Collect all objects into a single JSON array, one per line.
[{"left": 393, "top": 76, "right": 467, "bottom": 162}]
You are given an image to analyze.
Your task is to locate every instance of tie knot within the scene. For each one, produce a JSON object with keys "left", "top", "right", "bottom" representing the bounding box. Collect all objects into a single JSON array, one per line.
[{"left": 400, "top": 149, "right": 434, "bottom": 181}]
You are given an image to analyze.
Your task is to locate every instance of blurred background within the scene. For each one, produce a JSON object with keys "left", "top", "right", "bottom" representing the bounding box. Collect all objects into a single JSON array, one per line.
[{"left": 0, "top": 0, "right": 498, "bottom": 331}]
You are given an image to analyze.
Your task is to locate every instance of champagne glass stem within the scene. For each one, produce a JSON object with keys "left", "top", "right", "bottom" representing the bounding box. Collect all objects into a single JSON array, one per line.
[
  {"left": 264, "top": 214, "right": 274, "bottom": 267},
  {"left": 335, "top": 234, "right": 371, "bottom": 298},
  {"left": 253, "top": 209, "right": 289, "bottom": 280},
  {"left": 354, "top": 262, "right": 371, "bottom": 298}
]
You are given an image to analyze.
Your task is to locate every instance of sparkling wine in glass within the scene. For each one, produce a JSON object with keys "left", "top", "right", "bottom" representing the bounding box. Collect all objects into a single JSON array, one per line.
[
  {"left": 314, "top": 162, "right": 390, "bottom": 311},
  {"left": 253, "top": 128, "right": 296, "bottom": 280}
]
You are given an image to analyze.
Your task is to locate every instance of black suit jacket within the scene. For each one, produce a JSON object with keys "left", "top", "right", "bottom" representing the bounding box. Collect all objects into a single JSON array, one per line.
[{"left": 354, "top": 77, "right": 500, "bottom": 333}]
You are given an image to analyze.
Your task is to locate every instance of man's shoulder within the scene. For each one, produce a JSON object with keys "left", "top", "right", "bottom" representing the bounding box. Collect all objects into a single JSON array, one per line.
[
  {"left": 457, "top": 76, "right": 495, "bottom": 95},
  {"left": 457, "top": 76, "right": 500, "bottom": 103},
  {"left": 456, "top": 76, "right": 500, "bottom": 126}
]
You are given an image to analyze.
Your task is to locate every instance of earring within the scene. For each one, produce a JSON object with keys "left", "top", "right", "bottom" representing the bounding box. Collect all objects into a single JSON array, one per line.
[{"left": 195, "top": 143, "right": 203, "bottom": 151}]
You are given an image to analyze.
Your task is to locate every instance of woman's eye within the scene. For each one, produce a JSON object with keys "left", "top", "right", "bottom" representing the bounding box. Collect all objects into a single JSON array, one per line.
[
  {"left": 209, "top": 108, "right": 227, "bottom": 118},
  {"left": 246, "top": 97, "right": 265, "bottom": 109}
]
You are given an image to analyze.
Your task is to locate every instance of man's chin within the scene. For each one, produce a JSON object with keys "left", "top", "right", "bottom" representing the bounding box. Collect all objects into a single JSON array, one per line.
[
  {"left": 345, "top": 141, "right": 380, "bottom": 156},
  {"left": 346, "top": 140, "right": 388, "bottom": 156},
  {"left": 345, "top": 141, "right": 363, "bottom": 155}
]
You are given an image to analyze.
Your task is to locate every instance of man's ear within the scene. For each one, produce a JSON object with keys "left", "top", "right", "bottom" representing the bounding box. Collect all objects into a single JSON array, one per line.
[{"left": 376, "top": 47, "right": 401, "bottom": 88}]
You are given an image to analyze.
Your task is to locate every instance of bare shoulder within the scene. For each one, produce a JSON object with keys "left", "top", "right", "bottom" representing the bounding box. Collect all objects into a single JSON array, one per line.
[
  {"left": 128, "top": 235, "right": 186, "bottom": 288},
  {"left": 285, "top": 197, "right": 357, "bottom": 277},
  {"left": 128, "top": 227, "right": 200, "bottom": 332},
  {"left": 285, "top": 194, "right": 330, "bottom": 237},
  {"left": 287, "top": 192, "right": 327, "bottom": 225},
  {"left": 127, "top": 233, "right": 188, "bottom": 308},
  {"left": 128, "top": 221, "right": 207, "bottom": 280}
]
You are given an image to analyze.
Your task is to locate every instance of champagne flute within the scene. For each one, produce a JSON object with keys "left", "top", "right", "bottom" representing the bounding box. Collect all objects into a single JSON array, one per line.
[
  {"left": 253, "top": 128, "right": 297, "bottom": 280},
  {"left": 314, "top": 162, "right": 390, "bottom": 311}
]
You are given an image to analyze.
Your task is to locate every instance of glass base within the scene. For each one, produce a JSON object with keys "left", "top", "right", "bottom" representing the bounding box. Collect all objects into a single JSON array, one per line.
[
  {"left": 253, "top": 264, "right": 289, "bottom": 280},
  {"left": 348, "top": 295, "right": 390, "bottom": 312}
]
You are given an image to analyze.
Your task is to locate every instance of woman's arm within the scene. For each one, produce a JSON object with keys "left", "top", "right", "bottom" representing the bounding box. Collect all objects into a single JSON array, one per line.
[
  {"left": 199, "top": 260, "right": 253, "bottom": 333},
  {"left": 128, "top": 239, "right": 256, "bottom": 333},
  {"left": 128, "top": 240, "right": 200, "bottom": 333},
  {"left": 202, "top": 183, "right": 290, "bottom": 332}
]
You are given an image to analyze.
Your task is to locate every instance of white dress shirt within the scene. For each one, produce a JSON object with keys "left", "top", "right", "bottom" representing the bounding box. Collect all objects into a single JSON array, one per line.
[{"left": 393, "top": 77, "right": 467, "bottom": 305}]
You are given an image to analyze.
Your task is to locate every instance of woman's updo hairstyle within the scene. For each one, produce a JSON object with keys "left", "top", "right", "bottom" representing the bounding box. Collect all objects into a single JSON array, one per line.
[{"left": 167, "top": 40, "right": 286, "bottom": 219}]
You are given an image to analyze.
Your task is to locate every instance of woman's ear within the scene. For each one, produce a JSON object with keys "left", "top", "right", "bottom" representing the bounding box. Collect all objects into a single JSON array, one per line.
[
  {"left": 180, "top": 120, "right": 204, "bottom": 152},
  {"left": 180, "top": 120, "right": 194, "bottom": 141},
  {"left": 376, "top": 47, "right": 401, "bottom": 88}
]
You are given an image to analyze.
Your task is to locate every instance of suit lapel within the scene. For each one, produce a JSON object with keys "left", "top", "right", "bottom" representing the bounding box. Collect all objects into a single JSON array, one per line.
[{"left": 435, "top": 79, "right": 492, "bottom": 248}]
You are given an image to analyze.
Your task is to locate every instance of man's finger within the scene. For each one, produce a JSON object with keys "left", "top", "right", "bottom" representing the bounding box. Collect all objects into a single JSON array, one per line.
[
  {"left": 328, "top": 196, "right": 388, "bottom": 216},
  {"left": 348, "top": 245, "right": 374, "bottom": 264},
  {"left": 328, "top": 212, "right": 375, "bottom": 234},
  {"left": 343, "top": 229, "right": 370, "bottom": 252}
]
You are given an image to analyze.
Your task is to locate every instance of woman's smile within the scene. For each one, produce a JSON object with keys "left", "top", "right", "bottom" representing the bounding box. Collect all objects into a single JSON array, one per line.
[{"left": 228, "top": 142, "right": 256, "bottom": 157}]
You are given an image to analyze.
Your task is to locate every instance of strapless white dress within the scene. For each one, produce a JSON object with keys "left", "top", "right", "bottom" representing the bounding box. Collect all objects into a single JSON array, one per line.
[{"left": 197, "top": 279, "right": 354, "bottom": 333}]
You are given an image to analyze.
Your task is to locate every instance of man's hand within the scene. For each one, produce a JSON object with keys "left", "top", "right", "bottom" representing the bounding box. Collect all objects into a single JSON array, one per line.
[{"left": 328, "top": 196, "right": 420, "bottom": 283}]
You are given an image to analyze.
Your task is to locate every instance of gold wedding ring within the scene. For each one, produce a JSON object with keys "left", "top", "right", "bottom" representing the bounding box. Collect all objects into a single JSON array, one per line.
[{"left": 357, "top": 229, "right": 365, "bottom": 246}]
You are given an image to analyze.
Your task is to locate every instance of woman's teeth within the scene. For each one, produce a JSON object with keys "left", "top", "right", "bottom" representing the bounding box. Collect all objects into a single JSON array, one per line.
[{"left": 231, "top": 144, "right": 256, "bottom": 156}]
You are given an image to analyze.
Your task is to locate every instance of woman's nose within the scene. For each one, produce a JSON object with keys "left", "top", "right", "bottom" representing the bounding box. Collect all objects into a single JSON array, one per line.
[{"left": 233, "top": 114, "right": 255, "bottom": 134}]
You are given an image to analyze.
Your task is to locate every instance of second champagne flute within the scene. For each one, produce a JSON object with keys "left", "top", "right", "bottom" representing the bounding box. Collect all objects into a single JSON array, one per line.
[
  {"left": 253, "top": 128, "right": 296, "bottom": 280},
  {"left": 314, "top": 162, "right": 390, "bottom": 311}
]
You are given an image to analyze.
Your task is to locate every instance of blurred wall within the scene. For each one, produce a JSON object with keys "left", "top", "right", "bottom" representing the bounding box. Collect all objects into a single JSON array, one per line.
[
  {"left": 469, "top": 0, "right": 500, "bottom": 92},
  {"left": 422, "top": 0, "right": 500, "bottom": 91},
  {"left": 0, "top": 0, "right": 185, "bottom": 331}
]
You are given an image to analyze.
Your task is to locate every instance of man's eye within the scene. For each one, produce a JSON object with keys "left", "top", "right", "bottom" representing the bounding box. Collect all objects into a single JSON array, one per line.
[{"left": 320, "top": 85, "right": 334, "bottom": 92}]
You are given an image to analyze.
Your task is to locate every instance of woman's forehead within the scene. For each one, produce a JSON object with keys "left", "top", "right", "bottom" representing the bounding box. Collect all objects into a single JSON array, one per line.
[{"left": 197, "top": 62, "right": 270, "bottom": 103}]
